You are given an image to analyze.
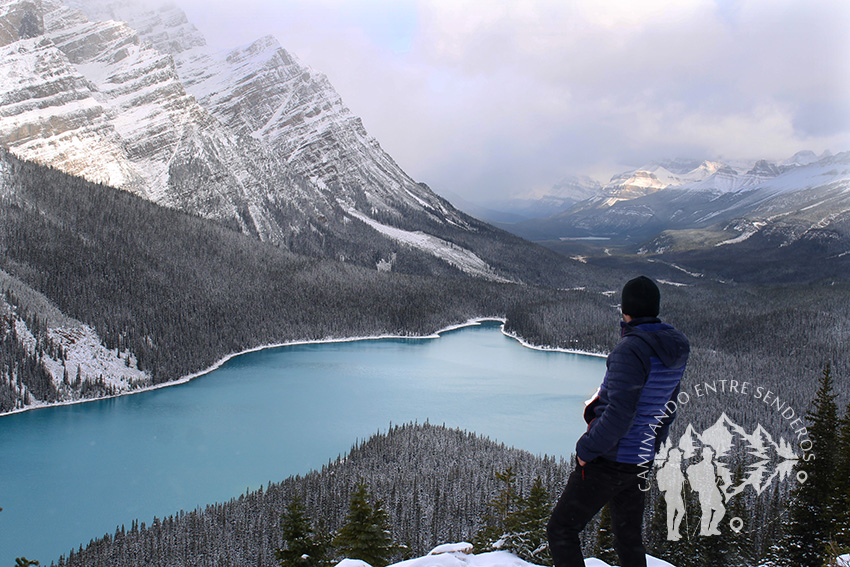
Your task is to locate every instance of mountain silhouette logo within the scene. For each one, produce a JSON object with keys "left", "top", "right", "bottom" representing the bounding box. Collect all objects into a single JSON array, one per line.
[{"left": 654, "top": 413, "right": 800, "bottom": 540}]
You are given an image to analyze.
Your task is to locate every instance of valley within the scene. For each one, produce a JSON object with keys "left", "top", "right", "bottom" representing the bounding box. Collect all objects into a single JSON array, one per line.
[
  {"left": 488, "top": 152, "right": 850, "bottom": 283},
  {"left": 0, "top": 1, "right": 848, "bottom": 566}
]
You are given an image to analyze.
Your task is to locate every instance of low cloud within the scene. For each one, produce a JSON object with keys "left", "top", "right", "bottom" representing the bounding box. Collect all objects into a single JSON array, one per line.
[{"left": 178, "top": 0, "right": 850, "bottom": 202}]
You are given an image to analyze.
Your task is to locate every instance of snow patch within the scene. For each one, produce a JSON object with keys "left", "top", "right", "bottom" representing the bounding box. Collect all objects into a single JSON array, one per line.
[
  {"left": 336, "top": 560, "right": 373, "bottom": 567},
  {"left": 340, "top": 550, "right": 678, "bottom": 567},
  {"left": 657, "top": 279, "right": 692, "bottom": 287},
  {"left": 668, "top": 263, "right": 704, "bottom": 278},
  {"left": 44, "top": 325, "right": 149, "bottom": 391},
  {"left": 405, "top": 187, "right": 434, "bottom": 211},
  {"left": 715, "top": 230, "right": 757, "bottom": 246},
  {"left": 347, "top": 209, "right": 513, "bottom": 283},
  {"left": 430, "top": 543, "right": 474, "bottom": 556},
  {"left": 2, "top": 298, "right": 152, "bottom": 415},
  {"left": 389, "top": 550, "right": 540, "bottom": 567}
]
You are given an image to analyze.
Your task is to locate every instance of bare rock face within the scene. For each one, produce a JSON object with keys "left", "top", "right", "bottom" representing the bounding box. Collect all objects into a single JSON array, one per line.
[
  {"left": 66, "top": 0, "right": 467, "bottom": 226},
  {"left": 175, "top": 35, "right": 458, "bottom": 222},
  {"left": 0, "top": 32, "right": 138, "bottom": 186},
  {"left": 43, "top": 2, "right": 203, "bottom": 200},
  {"left": 64, "top": 0, "right": 206, "bottom": 55},
  {"left": 0, "top": 0, "right": 44, "bottom": 46},
  {"left": 0, "top": 0, "right": 311, "bottom": 240}
]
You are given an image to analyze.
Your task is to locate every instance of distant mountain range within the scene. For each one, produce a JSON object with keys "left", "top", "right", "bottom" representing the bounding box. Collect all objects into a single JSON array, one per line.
[
  {"left": 487, "top": 150, "right": 842, "bottom": 234},
  {"left": 482, "top": 151, "right": 850, "bottom": 282}
]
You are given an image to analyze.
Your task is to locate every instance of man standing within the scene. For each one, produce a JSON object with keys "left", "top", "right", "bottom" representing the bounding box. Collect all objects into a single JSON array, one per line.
[{"left": 547, "top": 276, "right": 690, "bottom": 567}]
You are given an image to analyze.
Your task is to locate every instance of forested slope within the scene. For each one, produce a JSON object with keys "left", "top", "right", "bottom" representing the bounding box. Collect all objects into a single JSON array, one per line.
[
  {"left": 508, "top": 281, "right": 850, "bottom": 434},
  {"left": 0, "top": 150, "right": 610, "bottom": 412},
  {"left": 54, "top": 423, "right": 571, "bottom": 567},
  {"left": 54, "top": 414, "right": 835, "bottom": 567}
]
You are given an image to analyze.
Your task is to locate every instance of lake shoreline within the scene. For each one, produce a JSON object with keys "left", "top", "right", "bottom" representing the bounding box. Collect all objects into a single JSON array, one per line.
[
  {"left": 1, "top": 317, "right": 607, "bottom": 418},
  {"left": 3, "top": 323, "right": 606, "bottom": 566}
]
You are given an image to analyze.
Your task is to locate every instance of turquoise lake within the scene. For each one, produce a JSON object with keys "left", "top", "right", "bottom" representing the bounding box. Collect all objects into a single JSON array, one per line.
[{"left": 0, "top": 321, "right": 606, "bottom": 565}]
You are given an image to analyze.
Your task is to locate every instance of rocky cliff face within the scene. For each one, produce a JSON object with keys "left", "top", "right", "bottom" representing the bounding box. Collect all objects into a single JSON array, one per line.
[
  {"left": 0, "top": 0, "right": 300, "bottom": 239},
  {"left": 174, "top": 35, "right": 461, "bottom": 223},
  {"left": 0, "top": 0, "right": 44, "bottom": 46},
  {"left": 66, "top": 0, "right": 461, "bottom": 224},
  {"left": 0, "top": 0, "right": 138, "bottom": 187},
  {"left": 0, "top": 0, "right": 518, "bottom": 281}
]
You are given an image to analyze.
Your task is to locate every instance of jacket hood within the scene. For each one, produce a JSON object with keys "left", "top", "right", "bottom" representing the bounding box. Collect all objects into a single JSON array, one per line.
[{"left": 622, "top": 318, "right": 690, "bottom": 369}]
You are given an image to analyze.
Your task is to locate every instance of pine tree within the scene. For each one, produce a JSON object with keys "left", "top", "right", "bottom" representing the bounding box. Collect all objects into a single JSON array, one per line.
[
  {"left": 275, "top": 494, "right": 330, "bottom": 567},
  {"left": 508, "top": 477, "right": 553, "bottom": 565},
  {"left": 594, "top": 504, "right": 618, "bottom": 565},
  {"left": 784, "top": 363, "right": 840, "bottom": 566},
  {"left": 473, "top": 467, "right": 519, "bottom": 553},
  {"left": 333, "top": 482, "right": 396, "bottom": 567},
  {"left": 834, "top": 398, "right": 850, "bottom": 549}
]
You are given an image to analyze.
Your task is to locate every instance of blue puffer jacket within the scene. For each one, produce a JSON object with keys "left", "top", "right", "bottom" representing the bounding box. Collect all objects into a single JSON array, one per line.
[{"left": 575, "top": 317, "right": 689, "bottom": 465}]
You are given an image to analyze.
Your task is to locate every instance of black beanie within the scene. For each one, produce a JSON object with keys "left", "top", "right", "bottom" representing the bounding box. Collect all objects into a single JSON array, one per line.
[{"left": 621, "top": 276, "right": 660, "bottom": 318}]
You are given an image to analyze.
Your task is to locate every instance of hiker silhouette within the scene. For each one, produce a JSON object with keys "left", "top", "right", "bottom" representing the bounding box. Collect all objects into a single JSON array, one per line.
[{"left": 686, "top": 446, "right": 726, "bottom": 536}]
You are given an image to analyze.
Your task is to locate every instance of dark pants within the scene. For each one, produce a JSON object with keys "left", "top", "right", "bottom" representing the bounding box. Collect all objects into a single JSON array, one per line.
[{"left": 547, "top": 458, "right": 647, "bottom": 567}]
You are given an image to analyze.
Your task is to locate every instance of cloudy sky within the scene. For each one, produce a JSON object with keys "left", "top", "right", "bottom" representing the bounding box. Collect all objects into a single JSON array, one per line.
[{"left": 177, "top": 0, "right": 850, "bottom": 203}]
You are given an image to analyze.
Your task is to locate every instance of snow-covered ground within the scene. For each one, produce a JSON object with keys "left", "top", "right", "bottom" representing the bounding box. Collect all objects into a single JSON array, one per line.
[
  {"left": 336, "top": 544, "right": 678, "bottom": 567},
  {"left": 356, "top": 544, "right": 850, "bottom": 567},
  {"left": 1, "top": 281, "right": 152, "bottom": 415},
  {"left": 347, "top": 209, "right": 513, "bottom": 283}
]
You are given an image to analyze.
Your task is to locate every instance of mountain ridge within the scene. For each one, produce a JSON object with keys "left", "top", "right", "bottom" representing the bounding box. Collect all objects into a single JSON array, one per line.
[
  {"left": 489, "top": 149, "right": 842, "bottom": 231},
  {"left": 0, "top": 0, "right": 581, "bottom": 285},
  {"left": 490, "top": 151, "right": 850, "bottom": 281}
]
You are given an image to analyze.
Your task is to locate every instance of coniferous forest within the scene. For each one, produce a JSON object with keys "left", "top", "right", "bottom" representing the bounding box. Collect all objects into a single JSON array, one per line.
[
  {"left": 52, "top": 423, "right": 570, "bottom": 567},
  {"left": 52, "top": 397, "right": 850, "bottom": 567},
  {"left": 0, "top": 149, "right": 606, "bottom": 412},
  {"left": 0, "top": 148, "right": 849, "bottom": 567}
]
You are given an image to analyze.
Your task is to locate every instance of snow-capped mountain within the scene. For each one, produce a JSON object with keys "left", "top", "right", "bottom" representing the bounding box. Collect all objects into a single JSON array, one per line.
[
  {"left": 781, "top": 149, "right": 822, "bottom": 167},
  {"left": 561, "top": 160, "right": 727, "bottom": 214},
  {"left": 0, "top": 0, "right": 551, "bottom": 283},
  {"left": 173, "top": 34, "right": 457, "bottom": 221},
  {"left": 637, "top": 151, "right": 850, "bottom": 254},
  {"left": 59, "top": 0, "right": 469, "bottom": 226},
  {"left": 506, "top": 151, "right": 849, "bottom": 244},
  {"left": 0, "top": 0, "right": 313, "bottom": 240},
  {"left": 576, "top": 154, "right": 818, "bottom": 211},
  {"left": 495, "top": 150, "right": 850, "bottom": 281}
]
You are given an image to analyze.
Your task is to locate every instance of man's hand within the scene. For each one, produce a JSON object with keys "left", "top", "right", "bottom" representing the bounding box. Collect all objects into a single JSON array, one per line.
[{"left": 577, "top": 457, "right": 587, "bottom": 467}]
